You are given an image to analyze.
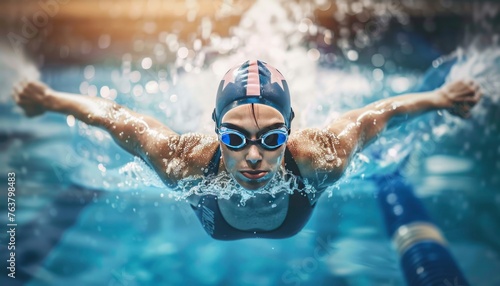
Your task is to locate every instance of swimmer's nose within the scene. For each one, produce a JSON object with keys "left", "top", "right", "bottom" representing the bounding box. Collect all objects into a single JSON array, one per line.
[
  {"left": 245, "top": 145, "right": 262, "bottom": 166},
  {"left": 247, "top": 158, "right": 260, "bottom": 165}
]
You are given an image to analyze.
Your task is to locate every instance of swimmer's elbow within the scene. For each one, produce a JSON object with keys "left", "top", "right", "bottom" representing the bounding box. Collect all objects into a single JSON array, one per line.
[{"left": 97, "top": 103, "right": 122, "bottom": 129}]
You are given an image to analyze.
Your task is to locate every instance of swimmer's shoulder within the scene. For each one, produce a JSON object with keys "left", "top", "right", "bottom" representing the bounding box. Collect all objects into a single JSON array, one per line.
[
  {"left": 287, "top": 128, "right": 344, "bottom": 189},
  {"left": 148, "top": 133, "right": 220, "bottom": 187}
]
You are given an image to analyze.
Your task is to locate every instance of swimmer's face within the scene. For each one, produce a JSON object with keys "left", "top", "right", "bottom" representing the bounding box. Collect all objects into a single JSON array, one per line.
[{"left": 219, "top": 104, "right": 287, "bottom": 190}]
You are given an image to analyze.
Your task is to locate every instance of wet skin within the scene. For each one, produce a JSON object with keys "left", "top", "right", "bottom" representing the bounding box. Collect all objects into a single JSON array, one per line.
[
  {"left": 219, "top": 104, "right": 287, "bottom": 190},
  {"left": 13, "top": 79, "right": 482, "bottom": 231}
]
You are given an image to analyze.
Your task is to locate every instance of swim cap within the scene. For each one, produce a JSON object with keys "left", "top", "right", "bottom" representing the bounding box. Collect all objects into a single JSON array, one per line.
[{"left": 212, "top": 60, "right": 295, "bottom": 128}]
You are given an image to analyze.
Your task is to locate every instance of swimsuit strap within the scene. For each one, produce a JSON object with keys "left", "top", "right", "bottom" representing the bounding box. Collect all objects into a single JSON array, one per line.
[
  {"left": 284, "top": 147, "right": 303, "bottom": 179},
  {"left": 205, "top": 147, "right": 221, "bottom": 176}
]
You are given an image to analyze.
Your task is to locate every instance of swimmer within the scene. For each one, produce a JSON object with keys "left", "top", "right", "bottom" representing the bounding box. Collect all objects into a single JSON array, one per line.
[{"left": 12, "top": 60, "right": 482, "bottom": 240}]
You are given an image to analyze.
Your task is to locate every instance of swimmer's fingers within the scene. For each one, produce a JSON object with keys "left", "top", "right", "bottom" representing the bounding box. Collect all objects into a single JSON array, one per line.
[
  {"left": 15, "top": 79, "right": 32, "bottom": 92},
  {"left": 444, "top": 79, "right": 481, "bottom": 119},
  {"left": 12, "top": 82, "right": 34, "bottom": 107},
  {"left": 14, "top": 81, "right": 42, "bottom": 102},
  {"left": 466, "top": 79, "right": 476, "bottom": 88},
  {"left": 13, "top": 81, "right": 25, "bottom": 95},
  {"left": 12, "top": 81, "right": 27, "bottom": 104},
  {"left": 442, "top": 79, "right": 477, "bottom": 102},
  {"left": 12, "top": 85, "right": 21, "bottom": 102},
  {"left": 462, "top": 87, "right": 483, "bottom": 105},
  {"left": 449, "top": 102, "right": 472, "bottom": 119},
  {"left": 452, "top": 80, "right": 479, "bottom": 101},
  {"left": 25, "top": 80, "right": 46, "bottom": 93},
  {"left": 459, "top": 79, "right": 476, "bottom": 93},
  {"left": 14, "top": 84, "right": 29, "bottom": 104},
  {"left": 466, "top": 84, "right": 478, "bottom": 98}
]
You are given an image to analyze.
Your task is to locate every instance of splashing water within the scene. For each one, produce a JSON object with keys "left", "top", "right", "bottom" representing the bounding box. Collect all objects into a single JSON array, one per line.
[
  {"left": 320, "top": 44, "right": 500, "bottom": 197},
  {"left": 69, "top": 153, "right": 317, "bottom": 205},
  {"left": 0, "top": 43, "right": 40, "bottom": 105},
  {"left": 179, "top": 168, "right": 318, "bottom": 205},
  {"left": 1, "top": 0, "right": 499, "bottom": 202},
  {"left": 398, "top": 45, "right": 500, "bottom": 150},
  {"left": 446, "top": 47, "right": 500, "bottom": 123},
  {"left": 51, "top": 4, "right": 499, "bottom": 201}
]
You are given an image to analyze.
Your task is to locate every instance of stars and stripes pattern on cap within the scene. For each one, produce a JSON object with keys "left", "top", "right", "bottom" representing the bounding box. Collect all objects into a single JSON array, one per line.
[{"left": 213, "top": 60, "right": 294, "bottom": 128}]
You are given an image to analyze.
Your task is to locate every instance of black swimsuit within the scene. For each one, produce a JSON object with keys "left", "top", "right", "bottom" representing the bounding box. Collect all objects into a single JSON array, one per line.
[{"left": 191, "top": 147, "right": 316, "bottom": 240}]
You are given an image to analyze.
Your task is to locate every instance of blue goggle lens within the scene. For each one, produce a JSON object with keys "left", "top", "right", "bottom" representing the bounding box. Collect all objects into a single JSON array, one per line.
[
  {"left": 220, "top": 133, "right": 244, "bottom": 147},
  {"left": 263, "top": 132, "right": 287, "bottom": 147}
]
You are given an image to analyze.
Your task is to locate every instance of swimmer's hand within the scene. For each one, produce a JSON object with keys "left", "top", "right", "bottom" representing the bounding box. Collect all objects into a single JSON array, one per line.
[
  {"left": 437, "top": 79, "right": 482, "bottom": 118},
  {"left": 13, "top": 80, "right": 51, "bottom": 117}
]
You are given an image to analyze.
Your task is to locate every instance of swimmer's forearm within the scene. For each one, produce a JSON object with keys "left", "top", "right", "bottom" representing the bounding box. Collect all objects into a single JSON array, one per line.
[
  {"left": 360, "top": 90, "right": 445, "bottom": 139},
  {"left": 331, "top": 90, "right": 445, "bottom": 148},
  {"left": 45, "top": 90, "right": 116, "bottom": 125},
  {"left": 44, "top": 90, "right": 175, "bottom": 158},
  {"left": 367, "top": 90, "right": 446, "bottom": 120},
  {"left": 45, "top": 90, "right": 141, "bottom": 154}
]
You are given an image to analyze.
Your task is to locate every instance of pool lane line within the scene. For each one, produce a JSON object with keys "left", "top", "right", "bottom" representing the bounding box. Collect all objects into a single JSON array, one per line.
[{"left": 375, "top": 174, "right": 469, "bottom": 286}]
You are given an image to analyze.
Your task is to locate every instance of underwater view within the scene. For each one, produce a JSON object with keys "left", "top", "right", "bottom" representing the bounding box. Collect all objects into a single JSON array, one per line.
[{"left": 1, "top": 0, "right": 499, "bottom": 285}]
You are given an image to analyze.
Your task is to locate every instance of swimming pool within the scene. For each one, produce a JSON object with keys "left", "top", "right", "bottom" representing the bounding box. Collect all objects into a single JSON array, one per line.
[{"left": 1, "top": 1, "right": 500, "bottom": 285}]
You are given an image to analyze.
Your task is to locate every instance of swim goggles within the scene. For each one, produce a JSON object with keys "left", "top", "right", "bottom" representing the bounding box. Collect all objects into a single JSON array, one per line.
[{"left": 216, "top": 126, "right": 289, "bottom": 150}]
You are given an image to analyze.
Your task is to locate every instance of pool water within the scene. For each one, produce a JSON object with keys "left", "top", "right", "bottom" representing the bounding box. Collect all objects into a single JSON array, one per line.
[
  {"left": 1, "top": 1, "right": 500, "bottom": 285},
  {"left": 1, "top": 47, "right": 499, "bottom": 285}
]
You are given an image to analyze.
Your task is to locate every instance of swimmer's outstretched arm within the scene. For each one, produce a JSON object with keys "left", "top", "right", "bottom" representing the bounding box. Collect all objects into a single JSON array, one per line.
[
  {"left": 13, "top": 81, "right": 218, "bottom": 187},
  {"left": 290, "top": 79, "right": 482, "bottom": 188},
  {"left": 330, "top": 79, "right": 482, "bottom": 147}
]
